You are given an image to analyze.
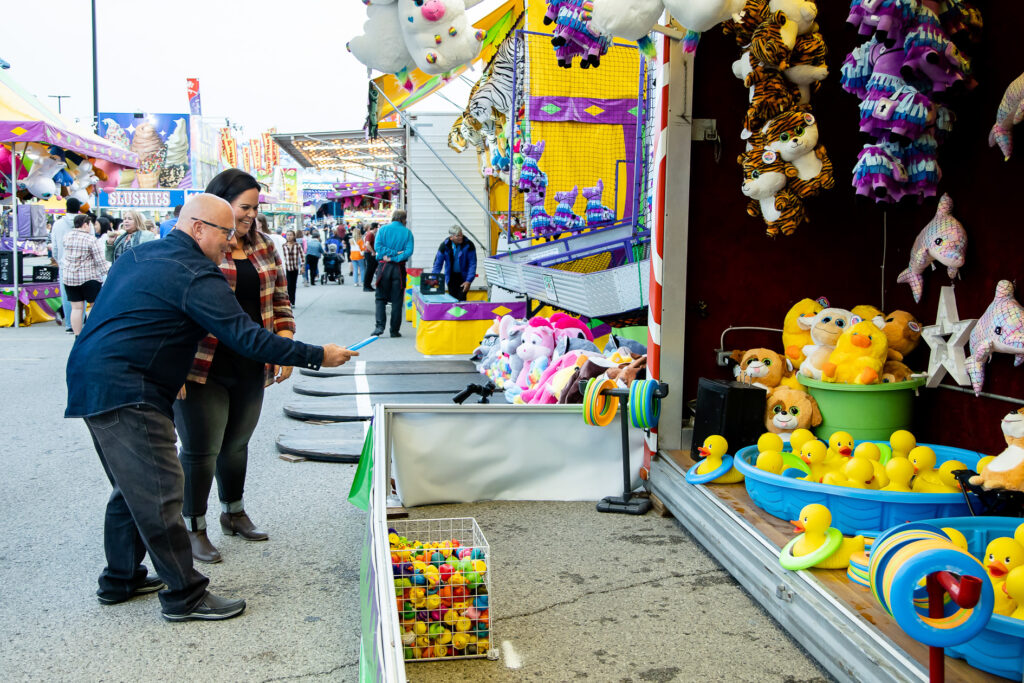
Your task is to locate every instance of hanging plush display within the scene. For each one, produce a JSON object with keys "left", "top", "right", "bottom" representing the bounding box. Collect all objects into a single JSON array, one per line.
[
  {"left": 966, "top": 280, "right": 1024, "bottom": 396},
  {"left": 989, "top": 72, "right": 1024, "bottom": 162},
  {"left": 724, "top": 0, "right": 832, "bottom": 237},
  {"left": 895, "top": 193, "right": 967, "bottom": 303},
  {"left": 347, "top": 0, "right": 486, "bottom": 85},
  {"left": 840, "top": 0, "right": 981, "bottom": 203}
]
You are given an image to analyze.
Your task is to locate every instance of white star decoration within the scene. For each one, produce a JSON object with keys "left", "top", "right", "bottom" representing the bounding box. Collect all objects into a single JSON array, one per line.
[{"left": 922, "top": 286, "right": 976, "bottom": 388}]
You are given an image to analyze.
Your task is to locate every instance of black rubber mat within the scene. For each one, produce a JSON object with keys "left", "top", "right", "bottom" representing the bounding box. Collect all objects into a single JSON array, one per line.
[
  {"left": 293, "top": 373, "right": 482, "bottom": 397},
  {"left": 283, "top": 393, "right": 457, "bottom": 422},
  {"left": 300, "top": 360, "right": 477, "bottom": 377},
  {"left": 275, "top": 422, "right": 367, "bottom": 463}
]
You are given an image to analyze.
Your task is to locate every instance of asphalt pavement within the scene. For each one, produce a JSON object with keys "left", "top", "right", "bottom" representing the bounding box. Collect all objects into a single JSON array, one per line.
[{"left": 0, "top": 270, "right": 830, "bottom": 682}]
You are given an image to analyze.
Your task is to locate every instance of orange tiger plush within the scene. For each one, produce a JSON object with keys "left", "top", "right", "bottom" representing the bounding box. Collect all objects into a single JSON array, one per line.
[
  {"left": 737, "top": 52, "right": 800, "bottom": 137},
  {"left": 723, "top": 0, "right": 769, "bottom": 46},
  {"left": 760, "top": 111, "right": 834, "bottom": 199},
  {"left": 750, "top": 11, "right": 798, "bottom": 70},
  {"left": 738, "top": 146, "right": 807, "bottom": 237}
]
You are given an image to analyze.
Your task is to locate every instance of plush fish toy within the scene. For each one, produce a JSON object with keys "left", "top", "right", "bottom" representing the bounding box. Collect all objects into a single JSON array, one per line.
[
  {"left": 896, "top": 193, "right": 967, "bottom": 303},
  {"left": 990, "top": 72, "right": 1024, "bottom": 162},
  {"left": 966, "top": 280, "right": 1024, "bottom": 395}
]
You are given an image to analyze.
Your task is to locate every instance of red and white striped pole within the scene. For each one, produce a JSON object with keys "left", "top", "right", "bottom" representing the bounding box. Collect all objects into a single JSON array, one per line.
[{"left": 642, "top": 32, "right": 671, "bottom": 479}]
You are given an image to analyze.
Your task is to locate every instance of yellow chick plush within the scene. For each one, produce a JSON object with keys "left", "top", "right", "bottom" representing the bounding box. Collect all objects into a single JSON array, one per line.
[
  {"left": 984, "top": 537, "right": 1024, "bottom": 616},
  {"left": 789, "top": 428, "right": 816, "bottom": 455},
  {"left": 789, "top": 504, "right": 865, "bottom": 569},
  {"left": 821, "top": 320, "right": 889, "bottom": 384},
  {"left": 1005, "top": 566, "right": 1024, "bottom": 620},
  {"left": 854, "top": 442, "right": 887, "bottom": 489},
  {"left": 825, "top": 431, "right": 855, "bottom": 469},
  {"left": 851, "top": 305, "right": 883, "bottom": 321},
  {"left": 695, "top": 435, "right": 744, "bottom": 483},
  {"left": 890, "top": 430, "right": 917, "bottom": 460},
  {"left": 798, "top": 440, "right": 831, "bottom": 483},
  {"left": 841, "top": 457, "right": 875, "bottom": 489},
  {"left": 881, "top": 458, "right": 915, "bottom": 492},
  {"left": 783, "top": 298, "right": 824, "bottom": 371}
]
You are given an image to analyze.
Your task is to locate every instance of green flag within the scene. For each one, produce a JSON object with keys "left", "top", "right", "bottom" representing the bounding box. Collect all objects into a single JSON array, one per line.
[{"left": 348, "top": 425, "right": 374, "bottom": 511}]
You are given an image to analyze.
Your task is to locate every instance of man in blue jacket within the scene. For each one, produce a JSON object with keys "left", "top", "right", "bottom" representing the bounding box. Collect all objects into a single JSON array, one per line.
[
  {"left": 431, "top": 226, "right": 477, "bottom": 302},
  {"left": 372, "top": 210, "right": 414, "bottom": 337},
  {"left": 66, "top": 194, "right": 357, "bottom": 622}
]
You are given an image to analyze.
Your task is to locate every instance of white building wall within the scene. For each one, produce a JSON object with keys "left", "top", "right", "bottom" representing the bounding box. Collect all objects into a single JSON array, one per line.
[{"left": 404, "top": 112, "right": 488, "bottom": 278}]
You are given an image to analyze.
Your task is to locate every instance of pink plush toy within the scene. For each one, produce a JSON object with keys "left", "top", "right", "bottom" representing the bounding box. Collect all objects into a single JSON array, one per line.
[
  {"left": 549, "top": 312, "right": 594, "bottom": 341},
  {"left": 515, "top": 318, "right": 556, "bottom": 388}
]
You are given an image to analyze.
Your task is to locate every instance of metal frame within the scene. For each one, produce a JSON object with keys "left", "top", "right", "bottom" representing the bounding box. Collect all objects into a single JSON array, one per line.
[{"left": 646, "top": 454, "right": 928, "bottom": 683}]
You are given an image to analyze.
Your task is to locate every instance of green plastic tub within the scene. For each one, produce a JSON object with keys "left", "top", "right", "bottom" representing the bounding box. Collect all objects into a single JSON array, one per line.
[{"left": 797, "top": 376, "right": 926, "bottom": 442}]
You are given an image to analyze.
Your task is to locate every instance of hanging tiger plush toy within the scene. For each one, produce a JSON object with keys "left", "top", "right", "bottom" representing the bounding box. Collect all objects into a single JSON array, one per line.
[
  {"left": 786, "top": 31, "right": 829, "bottom": 103},
  {"left": 760, "top": 111, "right": 835, "bottom": 199},
  {"left": 738, "top": 146, "right": 808, "bottom": 237},
  {"left": 723, "top": 0, "right": 769, "bottom": 46},
  {"left": 750, "top": 10, "right": 798, "bottom": 70},
  {"left": 736, "top": 51, "right": 800, "bottom": 137}
]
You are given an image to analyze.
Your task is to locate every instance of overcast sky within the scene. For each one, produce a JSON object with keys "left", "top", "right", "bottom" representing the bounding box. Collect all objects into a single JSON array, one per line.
[{"left": 5, "top": 0, "right": 482, "bottom": 137}]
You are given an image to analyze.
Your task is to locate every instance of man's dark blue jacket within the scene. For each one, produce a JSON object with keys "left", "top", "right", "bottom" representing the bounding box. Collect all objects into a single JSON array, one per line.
[{"left": 65, "top": 230, "right": 323, "bottom": 419}]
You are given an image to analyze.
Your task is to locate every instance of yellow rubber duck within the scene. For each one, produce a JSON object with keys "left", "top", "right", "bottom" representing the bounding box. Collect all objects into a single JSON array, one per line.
[
  {"left": 789, "top": 504, "right": 865, "bottom": 569},
  {"left": 825, "top": 431, "right": 855, "bottom": 469},
  {"left": 798, "top": 440, "right": 831, "bottom": 483},
  {"left": 977, "top": 455, "right": 995, "bottom": 473},
  {"left": 853, "top": 442, "right": 887, "bottom": 489},
  {"left": 941, "top": 527, "right": 969, "bottom": 551},
  {"left": 756, "top": 450, "right": 784, "bottom": 475},
  {"left": 984, "top": 537, "right": 1024, "bottom": 616},
  {"left": 890, "top": 430, "right": 916, "bottom": 460},
  {"left": 841, "top": 457, "right": 875, "bottom": 489},
  {"left": 789, "top": 428, "right": 816, "bottom": 455},
  {"left": 909, "top": 446, "right": 944, "bottom": 492},
  {"left": 821, "top": 320, "right": 889, "bottom": 384},
  {"left": 934, "top": 460, "right": 968, "bottom": 492},
  {"left": 757, "top": 432, "right": 785, "bottom": 454},
  {"left": 1015, "top": 522, "right": 1024, "bottom": 548},
  {"left": 822, "top": 471, "right": 849, "bottom": 486},
  {"left": 881, "top": 458, "right": 915, "bottom": 492},
  {"left": 783, "top": 298, "right": 823, "bottom": 370},
  {"left": 1004, "top": 566, "right": 1024, "bottom": 620},
  {"left": 695, "top": 435, "right": 744, "bottom": 483}
]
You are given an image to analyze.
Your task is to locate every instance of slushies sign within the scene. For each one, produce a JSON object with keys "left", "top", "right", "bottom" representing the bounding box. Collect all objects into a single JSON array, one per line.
[{"left": 98, "top": 189, "right": 200, "bottom": 208}]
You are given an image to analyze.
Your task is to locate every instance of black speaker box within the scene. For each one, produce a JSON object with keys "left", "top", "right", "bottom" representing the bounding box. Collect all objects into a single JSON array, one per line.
[
  {"left": 690, "top": 378, "right": 767, "bottom": 457},
  {"left": 0, "top": 251, "right": 27, "bottom": 285},
  {"left": 33, "top": 265, "right": 59, "bottom": 282}
]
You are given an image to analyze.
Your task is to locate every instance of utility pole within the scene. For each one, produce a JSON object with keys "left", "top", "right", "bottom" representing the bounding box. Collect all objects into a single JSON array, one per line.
[
  {"left": 91, "top": 0, "right": 99, "bottom": 130},
  {"left": 48, "top": 95, "right": 70, "bottom": 114}
]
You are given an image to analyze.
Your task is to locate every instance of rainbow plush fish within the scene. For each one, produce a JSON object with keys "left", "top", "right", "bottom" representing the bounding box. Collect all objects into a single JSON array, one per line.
[
  {"left": 990, "top": 72, "right": 1024, "bottom": 162},
  {"left": 896, "top": 193, "right": 967, "bottom": 303},
  {"left": 967, "top": 280, "right": 1024, "bottom": 395}
]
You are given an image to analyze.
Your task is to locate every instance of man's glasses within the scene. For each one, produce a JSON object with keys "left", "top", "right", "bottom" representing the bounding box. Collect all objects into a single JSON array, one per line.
[{"left": 190, "top": 217, "right": 236, "bottom": 239}]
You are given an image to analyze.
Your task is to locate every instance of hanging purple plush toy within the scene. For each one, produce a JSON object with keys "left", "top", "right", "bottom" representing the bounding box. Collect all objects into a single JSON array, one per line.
[
  {"left": 552, "top": 186, "right": 586, "bottom": 232},
  {"left": 582, "top": 179, "right": 614, "bottom": 228},
  {"left": 526, "top": 191, "right": 553, "bottom": 238},
  {"left": 518, "top": 141, "right": 548, "bottom": 195}
]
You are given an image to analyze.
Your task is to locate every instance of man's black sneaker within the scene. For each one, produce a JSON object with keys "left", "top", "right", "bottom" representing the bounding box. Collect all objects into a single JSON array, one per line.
[
  {"left": 390, "top": 331, "right": 402, "bottom": 338},
  {"left": 97, "top": 576, "right": 166, "bottom": 605},
  {"left": 162, "top": 592, "right": 246, "bottom": 622},
  {"left": 372, "top": 329, "right": 384, "bottom": 336}
]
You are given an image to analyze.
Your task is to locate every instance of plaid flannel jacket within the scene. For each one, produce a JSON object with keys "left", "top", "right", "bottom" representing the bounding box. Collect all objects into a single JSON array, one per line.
[
  {"left": 61, "top": 229, "right": 109, "bottom": 286},
  {"left": 282, "top": 240, "right": 303, "bottom": 272},
  {"left": 187, "top": 230, "right": 295, "bottom": 387}
]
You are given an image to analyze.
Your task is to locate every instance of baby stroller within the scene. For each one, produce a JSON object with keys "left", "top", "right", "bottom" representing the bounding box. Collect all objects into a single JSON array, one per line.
[{"left": 321, "top": 244, "right": 344, "bottom": 285}]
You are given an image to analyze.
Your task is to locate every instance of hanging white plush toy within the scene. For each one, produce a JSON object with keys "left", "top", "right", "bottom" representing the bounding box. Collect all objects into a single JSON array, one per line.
[
  {"left": 17, "top": 152, "right": 64, "bottom": 200},
  {"left": 348, "top": 1, "right": 417, "bottom": 84},
  {"left": 397, "top": 0, "right": 486, "bottom": 75},
  {"left": 589, "top": 0, "right": 665, "bottom": 57},
  {"left": 661, "top": 0, "right": 745, "bottom": 33}
]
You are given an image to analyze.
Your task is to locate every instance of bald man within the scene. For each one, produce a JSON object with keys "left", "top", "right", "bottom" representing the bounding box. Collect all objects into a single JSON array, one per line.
[{"left": 66, "top": 194, "right": 357, "bottom": 622}]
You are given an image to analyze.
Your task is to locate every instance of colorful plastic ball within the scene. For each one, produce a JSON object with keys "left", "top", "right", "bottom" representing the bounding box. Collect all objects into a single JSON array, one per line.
[
  {"left": 429, "top": 622, "right": 445, "bottom": 637},
  {"left": 472, "top": 560, "right": 487, "bottom": 573},
  {"left": 450, "top": 572, "right": 467, "bottom": 586},
  {"left": 457, "top": 559, "right": 473, "bottom": 572},
  {"left": 458, "top": 548, "right": 472, "bottom": 559},
  {"left": 431, "top": 551, "right": 446, "bottom": 567},
  {"left": 430, "top": 610, "right": 444, "bottom": 623},
  {"left": 404, "top": 646, "right": 414, "bottom": 660},
  {"left": 465, "top": 571, "right": 481, "bottom": 587},
  {"left": 439, "top": 564, "right": 455, "bottom": 582},
  {"left": 455, "top": 616, "right": 472, "bottom": 632},
  {"left": 410, "top": 573, "right": 426, "bottom": 586},
  {"left": 413, "top": 620, "right": 427, "bottom": 636},
  {"left": 474, "top": 595, "right": 489, "bottom": 610},
  {"left": 471, "top": 548, "right": 485, "bottom": 560}
]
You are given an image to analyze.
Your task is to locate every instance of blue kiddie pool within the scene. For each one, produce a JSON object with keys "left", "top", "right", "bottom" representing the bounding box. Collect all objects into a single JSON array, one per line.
[
  {"left": 915, "top": 516, "right": 1024, "bottom": 680},
  {"left": 732, "top": 443, "right": 983, "bottom": 535}
]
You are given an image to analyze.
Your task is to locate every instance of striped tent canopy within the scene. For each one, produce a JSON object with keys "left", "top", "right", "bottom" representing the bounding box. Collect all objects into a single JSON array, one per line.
[{"left": 0, "top": 69, "right": 139, "bottom": 167}]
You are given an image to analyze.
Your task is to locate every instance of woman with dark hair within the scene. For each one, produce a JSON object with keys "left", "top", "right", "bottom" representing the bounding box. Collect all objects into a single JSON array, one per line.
[
  {"left": 173, "top": 168, "right": 296, "bottom": 563},
  {"left": 95, "top": 216, "right": 112, "bottom": 239}
]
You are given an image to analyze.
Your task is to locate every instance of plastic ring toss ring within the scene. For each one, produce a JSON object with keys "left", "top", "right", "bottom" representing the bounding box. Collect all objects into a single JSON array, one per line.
[
  {"left": 629, "top": 379, "right": 661, "bottom": 429},
  {"left": 583, "top": 378, "right": 618, "bottom": 427},
  {"left": 686, "top": 455, "right": 734, "bottom": 485}
]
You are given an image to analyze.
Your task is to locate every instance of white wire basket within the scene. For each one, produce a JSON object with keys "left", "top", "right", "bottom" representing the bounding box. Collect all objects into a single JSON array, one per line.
[{"left": 389, "top": 517, "right": 495, "bottom": 662}]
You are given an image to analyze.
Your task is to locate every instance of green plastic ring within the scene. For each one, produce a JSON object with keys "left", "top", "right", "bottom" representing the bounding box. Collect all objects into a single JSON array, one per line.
[{"left": 779, "top": 527, "right": 843, "bottom": 571}]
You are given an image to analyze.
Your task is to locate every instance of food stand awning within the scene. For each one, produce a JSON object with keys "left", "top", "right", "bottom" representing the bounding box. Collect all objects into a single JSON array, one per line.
[
  {"left": 0, "top": 69, "right": 139, "bottom": 166},
  {"left": 270, "top": 127, "right": 406, "bottom": 172}
]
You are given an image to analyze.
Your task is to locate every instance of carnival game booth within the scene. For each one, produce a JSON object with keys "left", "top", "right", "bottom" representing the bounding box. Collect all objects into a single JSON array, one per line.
[{"left": 0, "top": 68, "right": 139, "bottom": 327}]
